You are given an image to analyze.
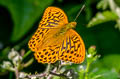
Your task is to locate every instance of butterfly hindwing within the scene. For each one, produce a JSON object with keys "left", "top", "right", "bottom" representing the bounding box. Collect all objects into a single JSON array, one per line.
[
  {"left": 34, "top": 45, "right": 60, "bottom": 63},
  {"left": 59, "top": 29, "right": 85, "bottom": 64}
]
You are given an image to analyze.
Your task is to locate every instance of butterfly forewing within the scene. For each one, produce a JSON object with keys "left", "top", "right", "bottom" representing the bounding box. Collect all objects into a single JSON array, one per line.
[
  {"left": 40, "top": 7, "right": 68, "bottom": 28},
  {"left": 28, "top": 7, "right": 68, "bottom": 52}
]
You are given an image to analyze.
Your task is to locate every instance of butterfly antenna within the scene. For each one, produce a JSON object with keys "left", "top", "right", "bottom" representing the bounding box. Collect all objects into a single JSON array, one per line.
[{"left": 74, "top": 4, "right": 85, "bottom": 22}]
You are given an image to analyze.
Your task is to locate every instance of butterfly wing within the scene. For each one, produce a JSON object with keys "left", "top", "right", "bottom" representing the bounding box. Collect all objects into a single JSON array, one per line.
[
  {"left": 34, "top": 29, "right": 85, "bottom": 64},
  {"left": 34, "top": 45, "right": 60, "bottom": 63},
  {"left": 28, "top": 7, "right": 68, "bottom": 52},
  {"left": 34, "top": 28, "right": 66, "bottom": 63},
  {"left": 28, "top": 7, "right": 69, "bottom": 63},
  {"left": 39, "top": 7, "right": 68, "bottom": 28},
  {"left": 59, "top": 29, "right": 85, "bottom": 64}
]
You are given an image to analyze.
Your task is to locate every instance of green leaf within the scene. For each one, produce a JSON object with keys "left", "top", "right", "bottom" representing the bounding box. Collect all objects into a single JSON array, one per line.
[
  {"left": 114, "top": 0, "right": 120, "bottom": 7},
  {"left": 97, "top": 0, "right": 109, "bottom": 10},
  {"left": 101, "top": 54, "right": 120, "bottom": 72},
  {"left": 90, "top": 68, "right": 118, "bottom": 79},
  {"left": 90, "top": 54, "right": 120, "bottom": 73},
  {"left": 115, "top": 19, "right": 120, "bottom": 30},
  {"left": 87, "top": 11, "right": 118, "bottom": 28},
  {"left": 0, "top": 0, "right": 54, "bottom": 42},
  {"left": 53, "top": 76, "right": 60, "bottom": 79}
]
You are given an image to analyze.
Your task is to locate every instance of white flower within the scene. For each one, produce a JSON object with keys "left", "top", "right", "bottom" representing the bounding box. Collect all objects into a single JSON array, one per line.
[
  {"left": 1, "top": 61, "right": 14, "bottom": 71},
  {"left": 8, "top": 48, "right": 22, "bottom": 66},
  {"left": 8, "top": 49, "right": 19, "bottom": 60},
  {"left": 31, "top": 76, "right": 37, "bottom": 79},
  {"left": 78, "top": 65, "right": 85, "bottom": 71},
  {"left": 1, "top": 61, "right": 12, "bottom": 69},
  {"left": 13, "top": 55, "right": 22, "bottom": 66},
  {"left": 79, "top": 65, "right": 84, "bottom": 69},
  {"left": 87, "top": 54, "right": 92, "bottom": 58},
  {"left": 19, "top": 72, "right": 27, "bottom": 78},
  {"left": 66, "top": 71, "right": 71, "bottom": 76}
]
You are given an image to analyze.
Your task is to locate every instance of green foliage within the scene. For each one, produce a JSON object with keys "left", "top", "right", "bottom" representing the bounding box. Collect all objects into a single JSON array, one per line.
[
  {"left": 97, "top": 0, "right": 109, "bottom": 10},
  {"left": 0, "top": 0, "right": 53, "bottom": 42},
  {"left": 91, "top": 68, "right": 118, "bottom": 79},
  {"left": 114, "top": 0, "right": 120, "bottom": 7},
  {"left": 101, "top": 54, "right": 120, "bottom": 72},
  {"left": 78, "top": 46, "right": 119, "bottom": 79},
  {"left": 53, "top": 76, "right": 60, "bottom": 79},
  {"left": 78, "top": 46, "right": 101, "bottom": 79},
  {"left": 87, "top": 54, "right": 120, "bottom": 79},
  {"left": 88, "top": 0, "right": 120, "bottom": 29},
  {"left": 87, "top": 11, "right": 118, "bottom": 27}
]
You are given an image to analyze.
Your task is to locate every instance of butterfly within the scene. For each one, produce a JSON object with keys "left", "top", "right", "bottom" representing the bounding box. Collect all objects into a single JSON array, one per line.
[{"left": 28, "top": 7, "right": 85, "bottom": 64}]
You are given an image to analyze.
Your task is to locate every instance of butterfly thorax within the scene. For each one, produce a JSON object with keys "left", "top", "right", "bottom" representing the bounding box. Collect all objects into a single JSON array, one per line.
[
  {"left": 54, "top": 22, "right": 77, "bottom": 37},
  {"left": 40, "top": 22, "right": 77, "bottom": 48},
  {"left": 63, "top": 21, "right": 77, "bottom": 31}
]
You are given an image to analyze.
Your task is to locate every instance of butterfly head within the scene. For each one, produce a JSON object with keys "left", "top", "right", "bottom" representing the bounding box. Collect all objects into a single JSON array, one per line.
[{"left": 69, "top": 22, "right": 77, "bottom": 28}]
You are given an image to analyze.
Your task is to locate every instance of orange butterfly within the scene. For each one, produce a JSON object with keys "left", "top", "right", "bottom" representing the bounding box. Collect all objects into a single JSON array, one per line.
[{"left": 28, "top": 7, "right": 85, "bottom": 64}]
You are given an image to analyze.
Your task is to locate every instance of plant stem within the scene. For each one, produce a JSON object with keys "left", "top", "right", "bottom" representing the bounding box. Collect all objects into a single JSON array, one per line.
[
  {"left": 49, "top": 71, "right": 67, "bottom": 78},
  {"left": 15, "top": 67, "right": 19, "bottom": 79},
  {"left": 27, "top": 64, "right": 51, "bottom": 78},
  {"left": 85, "top": 62, "right": 91, "bottom": 79},
  {"left": 27, "top": 73, "right": 47, "bottom": 78},
  {"left": 23, "top": 50, "right": 32, "bottom": 60},
  {"left": 45, "top": 64, "right": 51, "bottom": 73},
  {"left": 23, "top": 58, "right": 34, "bottom": 68}
]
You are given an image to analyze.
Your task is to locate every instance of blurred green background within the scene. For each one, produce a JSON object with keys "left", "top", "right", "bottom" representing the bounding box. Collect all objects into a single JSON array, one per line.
[{"left": 0, "top": 0, "right": 120, "bottom": 79}]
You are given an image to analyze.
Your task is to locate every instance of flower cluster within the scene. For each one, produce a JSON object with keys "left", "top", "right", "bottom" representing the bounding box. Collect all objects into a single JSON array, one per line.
[{"left": 1, "top": 49, "right": 22, "bottom": 71}]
